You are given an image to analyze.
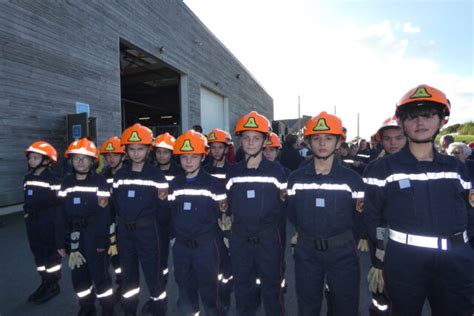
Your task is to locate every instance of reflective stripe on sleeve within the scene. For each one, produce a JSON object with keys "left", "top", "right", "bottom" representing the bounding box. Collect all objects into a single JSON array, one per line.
[
  {"left": 24, "top": 181, "right": 60, "bottom": 191},
  {"left": 122, "top": 287, "right": 140, "bottom": 299}
]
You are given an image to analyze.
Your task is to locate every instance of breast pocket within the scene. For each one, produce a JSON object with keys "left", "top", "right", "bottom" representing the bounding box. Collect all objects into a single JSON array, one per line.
[{"left": 387, "top": 179, "right": 416, "bottom": 217}]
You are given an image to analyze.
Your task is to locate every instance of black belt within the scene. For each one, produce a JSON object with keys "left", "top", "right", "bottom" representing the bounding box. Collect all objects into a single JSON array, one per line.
[
  {"left": 69, "top": 217, "right": 91, "bottom": 230},
  {"left": 175, "top": 230, "right": 217, "bottom": 249},
  {"left": 232, "top": 222, "right": 279, "bottom": 245},
  {"left": 117, "top": 214, "right": 154, "bottom": 231},
  {"left": 298, "top": 229, "right": 354, "bottom": 251}
]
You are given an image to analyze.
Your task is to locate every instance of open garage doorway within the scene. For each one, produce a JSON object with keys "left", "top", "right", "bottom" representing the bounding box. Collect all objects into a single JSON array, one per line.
[{"left": 120, "top": 40, "right": 181, "bottom": 137}]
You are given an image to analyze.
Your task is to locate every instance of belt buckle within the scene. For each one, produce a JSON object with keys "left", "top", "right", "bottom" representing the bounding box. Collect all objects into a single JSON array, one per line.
[
  {"left": 248, "top": 236, "right": 260, "bottom": 245},
  {"left": 314, "top": 239, "right": 328, "bottom": 251},
  {"left": 185, "top": 239, "right": 198, "bottom": 249}
]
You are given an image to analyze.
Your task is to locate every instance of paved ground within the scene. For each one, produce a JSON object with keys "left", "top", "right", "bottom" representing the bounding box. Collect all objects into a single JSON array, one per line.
[{"left": 0, "top": 212, "right": 430, "bottom": 315}]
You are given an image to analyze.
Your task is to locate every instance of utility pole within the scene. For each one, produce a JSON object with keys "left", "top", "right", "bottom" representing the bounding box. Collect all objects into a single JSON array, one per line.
[
  {"left": 357, "top": 112, "right": 360, "bottom": 138},
  {"left": 298, "top": 95, "right": 301, "bottom": 135},
  {"left": 334, "top": 105, "right": 336, "bottom": 115}
]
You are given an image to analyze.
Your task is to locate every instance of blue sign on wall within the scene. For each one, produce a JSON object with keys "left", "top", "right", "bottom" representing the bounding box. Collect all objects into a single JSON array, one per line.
[
  {"left": 72, "top": 124, "right": 82, "bottom": 141},
  {"left": 76, "top": 102, "right": 90, "bottom": 116}
]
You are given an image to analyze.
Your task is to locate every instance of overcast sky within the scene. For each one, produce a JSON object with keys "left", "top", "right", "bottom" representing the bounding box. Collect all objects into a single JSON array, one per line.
[{"left": 185, "top": 0, "right": 473, "bottom": 140}]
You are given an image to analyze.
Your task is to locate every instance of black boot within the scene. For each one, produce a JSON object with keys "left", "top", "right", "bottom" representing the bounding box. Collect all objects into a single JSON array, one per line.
[
  {"left": 28, "top": 282, "right": 47, "bottom": 302},
  {"left": 101, "top": 304, "right": 115, "bottom": 316},
  {"left": 78, "top": 304, "right": 96, "bottom": 316},
  {"left": 34, "top": 282, "right": 60, "bottom": 304},
  {"left": 142, "top": 299, "right": 167, "bottom": 316}
]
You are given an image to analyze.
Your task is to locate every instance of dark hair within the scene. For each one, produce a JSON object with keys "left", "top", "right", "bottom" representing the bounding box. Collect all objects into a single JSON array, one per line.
[
  {"left": 339, "top": 142, "right": 349, "bottom": 149},
  {"left": 283, "top": 134, "right": 298, "bottom": 150},
  {"left": 192, "top": 125, "right": 203, "bottom": 133}
]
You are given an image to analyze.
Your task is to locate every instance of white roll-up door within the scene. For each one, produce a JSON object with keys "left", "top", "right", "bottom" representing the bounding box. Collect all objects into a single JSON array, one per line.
[{"left": 200, "top": 87, "right": 228, "bottom": 134}]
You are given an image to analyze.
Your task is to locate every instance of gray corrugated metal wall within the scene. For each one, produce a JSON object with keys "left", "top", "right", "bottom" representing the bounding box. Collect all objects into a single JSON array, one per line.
[{"left": 0, "top": 0, "right": 273, "bottom": 206}]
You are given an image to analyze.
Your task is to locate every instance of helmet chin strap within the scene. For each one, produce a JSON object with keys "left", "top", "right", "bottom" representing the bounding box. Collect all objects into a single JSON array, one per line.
[
  {"left": 111, "top": 161, "right": 123, "bottom": 172},
  {"left": 313, "top": 150, "right": 336, "bottom": 161},
  {"left": 404, "top": 128, "right": 440, "bottom": 144},
  {"left": 245, "top": 147, "right": 264, "bottom": 167},
  {"left": 29, "top": 156, "right": 51, "bottom": 172}
]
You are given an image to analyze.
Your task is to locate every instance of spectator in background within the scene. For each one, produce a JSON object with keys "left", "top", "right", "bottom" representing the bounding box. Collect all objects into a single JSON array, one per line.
[
  {"left": 439, "top": 134, "right": 454, "bottom": 154},
  {"left": 349, "top": 143, "right": 359, "bottom": 157},
  {"left": 280, "top": 134, "right": 304, "bottom": 171},
  {"left": 369, "top": 135, "right": 382, "bottom": 160},
  {"left": 299, "top": 141, "right": 311, "bottom": 159},
  {"left": 468, "top": 142, "right": 474, "bottom": 161},
  {"left": 447, "top": 142, "right": 474, "bottom": 179},
  {"left": 355, "top": 138, "right": 371, "bottom": 164}
]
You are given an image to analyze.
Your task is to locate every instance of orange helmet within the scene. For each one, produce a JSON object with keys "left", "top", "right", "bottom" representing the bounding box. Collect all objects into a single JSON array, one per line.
[
  {"left": 395, "top": 84, "right": 450, "bottom": 123},
  {"left": 121, "top": 123, "right": 153, "bottom": 145},
  {"left": 154, "top": 133, "right": 176, "bottom": 151},
  {"left": 265, "top": 132, "right": 282, "bottom": 149},
  {"left": 234, "top": 111, "right": 271, "bottom": 135},
  {"left": 100, "top": 136, "right": 125, "bottom": 154},
  {"left": 207, "top": 128, "right": 233, "bottom": 146},
  {"left": 173, "top": 130, "right": 208, "bottom": 155},
  {"left": 65, "top": 138, "right": 98, "bottom": 159},
  {"left": 24, "top": 141, "right": 58, "bottom": 163},
  {"left": 304, "top": 112, "right": 344, "bottom": 137},
  {"left": 375, "top": 116, "right": 400, "bottom": 141}
]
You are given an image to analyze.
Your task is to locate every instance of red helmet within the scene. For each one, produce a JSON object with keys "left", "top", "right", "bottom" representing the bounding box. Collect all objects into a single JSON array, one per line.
[{"left": 375, "top": 115, "right": 400, "bottom": 142}]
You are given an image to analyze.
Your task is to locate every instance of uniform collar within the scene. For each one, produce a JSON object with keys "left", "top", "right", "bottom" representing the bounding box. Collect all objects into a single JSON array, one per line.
[
  {"left": 303, "top": 158, "right": 342, "bottom": 178},
  {"left": 236, "top": 155, "right": 270, "bottom": 171},
  {"left": 397, "top": 144, "right": 450, "bottom": 165}
]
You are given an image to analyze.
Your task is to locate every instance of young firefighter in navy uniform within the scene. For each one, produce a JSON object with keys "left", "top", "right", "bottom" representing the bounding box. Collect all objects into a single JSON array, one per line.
[
  {"left": 262, "top": 131, "right": 289, "bottom": 294},
  {"left": 56, "top": 138, "right": 114, "bottom": 316},
  {"left": 287, "top": 112, "right": 364, "bottom": 316},
  {"left": 112, "top": 123, "right": 168, "bottom": 316},
  {"left": 205, "top": 128, "right": 233, "bottom": 180},
  {"left": 226, "top": 111, "right": 287, "bottom": 316},
  {"left": 363, "top": 115, "right": 406, "bottom": 316},
  {"left": 23, "top": 141, "right": 62, "bottom": 304},
  {"left": 169, "top": 130, "right": 227, "bottom": 315},
  {"left": 100, "top": 136, "right": 126, "bottom": 298},
  {"left": 204, "top": 127, "right": 234, "bottom": 312},
  {"left": 153, "top": 132, "right": 184, "bottom": 286},
  {"left": 364, "top": 84, "right": 474, "bottom": 315}
]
